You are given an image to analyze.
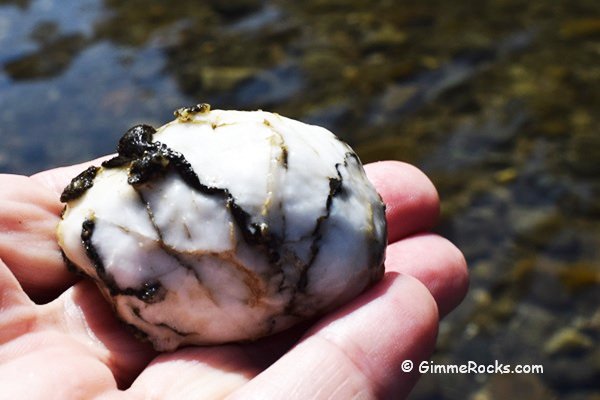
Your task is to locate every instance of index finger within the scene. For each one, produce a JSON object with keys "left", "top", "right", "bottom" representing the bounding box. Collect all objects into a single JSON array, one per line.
[{"left": 0, "top": 157, "right": 111, "bottom": 303}]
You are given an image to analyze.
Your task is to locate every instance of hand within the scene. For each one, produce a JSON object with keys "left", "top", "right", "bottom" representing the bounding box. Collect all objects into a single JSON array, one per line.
[{"left": 0, "top": 159, "right": 467, "bottom": 399}]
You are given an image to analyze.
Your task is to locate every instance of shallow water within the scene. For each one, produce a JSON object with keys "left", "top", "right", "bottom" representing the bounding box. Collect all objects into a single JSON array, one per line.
[{"left": 1, "top": 0, "right": 598, "bottom": 398}]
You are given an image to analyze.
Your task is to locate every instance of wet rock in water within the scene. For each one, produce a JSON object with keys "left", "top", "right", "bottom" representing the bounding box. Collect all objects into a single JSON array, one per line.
[
  {"left": 234, "top": 63, "right": 305, "bottom": 107},
  {"left": 3, "top": 32, "right": 88, "bottom": 80},
  {"left": 303, "top": 103, "right": 353, "bottom": 132},
  {"left": 208, "top": 0, "right": 263, "bottom": 17},
  {"left": 566, "top": 133, "right": 600, "bottom": 176},
  {"left": 528, "top": 268, "right": 572, "bottom": 309},
  {"left": 360, "top": 24, "right": 407, "bottom": 53},
  {"left": 200, "top": 66, "right": 258, "bottom": 92},
  {"left": 562, "top": 392, "right": 600, "bottom": 400},
  {"left": 57, "top": 104, "right": 387, "bottom": 351},
  {"left": 544, "top": 327, "right": 594, "bottom": 356},
  {"left": 559, "top": 18, "right": 600, "bottom": 40},
  {"left": 558, "top": 262, "right": 600, "bottom": 292},
  {"left": 471, "top": 374, "right": 556, "bottom": 400},
  {"left": 545, "top": 348, "right": 600, "bottom": 391}
]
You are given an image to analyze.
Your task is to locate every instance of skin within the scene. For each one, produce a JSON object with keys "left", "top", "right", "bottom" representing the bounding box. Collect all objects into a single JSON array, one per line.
[{"left": 0, "top": 159, "right": 468, "bottom": 399}]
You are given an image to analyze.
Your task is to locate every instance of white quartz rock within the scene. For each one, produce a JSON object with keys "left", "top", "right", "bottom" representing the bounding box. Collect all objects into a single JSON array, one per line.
[{"left": 57, "top": 104, "right": 387, "bottom": 351}]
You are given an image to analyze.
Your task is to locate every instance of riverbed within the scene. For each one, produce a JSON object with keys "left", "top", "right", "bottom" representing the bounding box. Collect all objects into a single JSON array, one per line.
[{"left": 0, "top": 1, "right": 598, "bottom": 398}]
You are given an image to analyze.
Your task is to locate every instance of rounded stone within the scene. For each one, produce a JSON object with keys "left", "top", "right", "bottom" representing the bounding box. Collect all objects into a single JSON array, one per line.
[{"left": 57, "top": 104, "right": 387, "bottom": 351}]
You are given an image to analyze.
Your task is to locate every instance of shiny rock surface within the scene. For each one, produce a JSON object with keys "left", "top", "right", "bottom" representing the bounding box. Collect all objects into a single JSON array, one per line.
[{"left": 57, "top": 105, "right": 387, "bottom": 351}]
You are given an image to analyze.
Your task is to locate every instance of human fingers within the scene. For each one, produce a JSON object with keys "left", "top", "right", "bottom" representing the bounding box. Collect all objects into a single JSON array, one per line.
[
  {"left": 0, "top": 156, "right": 113, "bottom": 303},
  {"left": 0, "top": 174, "right": 76, "bottom": 303},
  {"left": 119, "top": 318, "right": 318, "bottom": 399},
  {"left": 226, "top": 273, "right": 439, "bottom": 400},
  {"left": 385, "top": 233, "right": 468, "bottom": 318},
  {"left": 366, "top": 162, "right": 468, "bottom": 317},
  {"left": 122, "top": 345, "right": 257, "bottom": 399},
  {"left": 0, "top": 337, "right": 119, "bottom": 400},
  {"left": 39, "top": 280, "right": 157, "bottom": 389},
  {"left": 364, "top": 161, "right": 440, "bottom": 243},
  {"left": 0, "top": 272, "right": 126, "bottom": 399},
  {"left": 211, "top": 234, "right": 467, "bottom": 398}
]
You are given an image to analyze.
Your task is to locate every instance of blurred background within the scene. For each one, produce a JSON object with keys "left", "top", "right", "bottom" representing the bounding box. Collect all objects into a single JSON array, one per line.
[{"left": 0, "top": 0, "right": 598, "bottom": 398}]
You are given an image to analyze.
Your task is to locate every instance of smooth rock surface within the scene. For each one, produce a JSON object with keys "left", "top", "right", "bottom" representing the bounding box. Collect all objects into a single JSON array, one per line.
[{"left": 57, "top": 105, "right": 387, "bottom": 351}]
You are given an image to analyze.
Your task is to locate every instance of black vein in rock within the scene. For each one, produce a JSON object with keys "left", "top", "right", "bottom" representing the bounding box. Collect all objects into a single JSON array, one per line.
[
  {"left": 79, "top": 217, "right": 167, "bottom": 304},
  {"left": 61, "top": 249, "right": 83, "bottom": 276},
  {"left": 81, "top": 218, "right": 104, "bottom": 275},
  {"left": 105, "top": 123, "right": 284, "bottom": 265},
  {"left": 134, "top": 187, "right": 208, "bottom": 288},
  {"left": 294, "top": 154, "right": 348, "bottom": 293},
  {"left": 95, "top": 122, "right": 292, "bottom": 333},
  {"left": 123, "top": 321, "right": 150, "bottom": 342},
  {"left": 120, "top": 282, "right": 166, "bottom": 304},
  {"left": 60, "top": 165, "right": 99, "bottom": 202},
  {"left": 132, "top": 306, "right": 192, "bottom": 338},
  {"left": 279, "top": 154, "right": 353, "bottom": 320},
  {"left": 280, "top": 144, "right": 289, "bottom": 169}
]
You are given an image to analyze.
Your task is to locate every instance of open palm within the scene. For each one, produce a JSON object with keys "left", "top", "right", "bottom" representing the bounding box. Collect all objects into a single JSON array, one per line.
[{"left": 0, "top": 159, "right": 467, "bottom": 399}]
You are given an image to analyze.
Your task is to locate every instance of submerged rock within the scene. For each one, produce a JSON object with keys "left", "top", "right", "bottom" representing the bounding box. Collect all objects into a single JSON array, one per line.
[{"left": 57, "top": 104, "right": 387, "bottom": 351}]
